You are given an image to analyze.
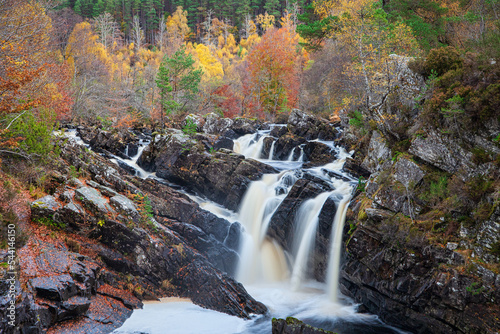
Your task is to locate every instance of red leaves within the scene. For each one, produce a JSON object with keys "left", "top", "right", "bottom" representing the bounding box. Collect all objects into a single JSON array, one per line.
[{"left": 213, "top": 85, "right": 240, "bottom": 118}]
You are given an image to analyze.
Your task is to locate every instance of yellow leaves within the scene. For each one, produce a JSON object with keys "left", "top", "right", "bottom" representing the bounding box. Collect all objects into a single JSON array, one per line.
[
  {"left": 190, "top": 43, "right": 224, "bottom": 82},
  {"left": 166, "top": 6, "right": 191, "bottom": 41},
  {"left": 256, "top": 12, "right": 275, "bottom": 31}
]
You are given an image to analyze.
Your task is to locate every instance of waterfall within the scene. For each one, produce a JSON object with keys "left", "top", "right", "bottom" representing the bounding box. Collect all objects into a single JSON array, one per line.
[
  {"left": 236, "top": 174, "right": 289, "bottom": 284},
  {"left": 290, "top": 191, "right": 334, "bottom": 290},
  {"left": 326, "top": 184, "right": 352, "bottom": 302},
  {"left": 268, "top": 140, "right": 276, "bottom": 160},
  {"left": 233, "top": 133, "right": 265, "bottom": 159},
  {"left": 298, "top": 146, "right": 304, "bottom": 162},
  {"left": 286, "top": 147, "right": 296, "bottom": 161}
]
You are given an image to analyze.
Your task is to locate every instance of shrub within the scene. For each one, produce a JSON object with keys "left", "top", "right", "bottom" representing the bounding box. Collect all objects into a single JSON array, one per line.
[
  {"left": 9, "top": 108, "right": 59, "bottom": 161},
  {"left": 182, "top": 118, "right": 197, "bottom": 136},
  {"left": 424, "top": 46, "right": 463, "bottom": 77}
]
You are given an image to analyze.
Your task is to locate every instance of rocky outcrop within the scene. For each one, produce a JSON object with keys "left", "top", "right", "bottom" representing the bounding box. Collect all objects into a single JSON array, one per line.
[
  {"left": 287, "top": 109, "right": 339, "bottom": 141},
  {"left": 202, "top": 113, "right": 264, "bottom": 138},
  {"left": 272, "top": 317, "right": 335, "bottom": 334},
  {"left": 77, "top": 127, "right": 143, "bottom": 159},
  {"left": 341, "top": 221, "right": 500, "bottom": 334},
  {"left": 339, "top": 127, "right": 500, "bottom": 334},
  {"left": 138, "top": 131, "right": 277, "bottom": 211}
]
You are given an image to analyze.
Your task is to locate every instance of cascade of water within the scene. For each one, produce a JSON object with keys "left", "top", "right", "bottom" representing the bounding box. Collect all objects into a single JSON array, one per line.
[
  {"left": 268, "top": 140, "right": 276, "bottom": 160},
  {"left": 124, "top": 144, "right": 129, "bottom": 157},
  {"left": 236, "top": 174, "right": 289, "bottom": 284},
  {"left": 286, "top": 147, "right": 296, "bottom": 161},
  {"left": 298, "top": 146, "right": 304, "bottom": 162},
  {"left": 233, "top": 133, "right": 265, "bottom": 159},
  {"left": 326, "top": 183, "right": 352, "bottom": 302},
  {"left": 290, "top": 191, "right": 334, "bottom": 290}
]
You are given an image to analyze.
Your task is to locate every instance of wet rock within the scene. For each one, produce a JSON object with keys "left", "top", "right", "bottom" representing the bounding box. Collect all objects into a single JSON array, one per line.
[
  {"left": 343, "top": 159, "right": 371, "bottom": 179},
  {"left": 88, "top": 128, "right": 139, "bottom": 159},
  {"left": 270, "top": 134, "right": 307, "bottom": 161},
  {"left": 340, "top": 224, "right": 499, "bottom": 334},
  {"left": 231, "top": 117, "right": 262, "bottom": 135},
  {"left": 270, "top": 125, "right": 288, "bottom": 138},
  {"left": 30, "top": 275, "right": 77, "bottom": 301},
  {"left": 303, "top": 141, "right": 337, "bottom": 167},
  {"left": 96, "top": 284, "right": 142, "bottom": 309},
  {"left": 268, "top": 178, "right": 334, "bottom": 252},
  {"left": 313, "top": 196, "right": 338, "bottom": 281},
  {"left": 168, "top": 222, "right": 239, "bottom": 274},
  {"left": 287, "top": 109, "right": 338, "bottom": 140},
  {"left": 148, "top": 135, "right": 276, "bottom": 210},
  {"left": 213, "top": 136, "right": 234, "bottom": 150},
  {"left": 58, "top": 296, "right": 91, "bottom": 321},
  {"left": 272, "top": 317, "right": 335, "bottom": 334}
]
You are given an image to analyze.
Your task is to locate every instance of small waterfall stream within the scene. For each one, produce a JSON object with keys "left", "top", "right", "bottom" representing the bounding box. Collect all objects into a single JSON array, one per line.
[{"left": 233, "top": 128, "right": 356, "bottom": 300}]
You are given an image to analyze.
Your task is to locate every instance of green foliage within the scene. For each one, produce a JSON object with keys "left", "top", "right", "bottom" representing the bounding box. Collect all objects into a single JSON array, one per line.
[
  {"left": 465, "top": 176, "right": 494, "bottom": 202},
  {"left": 356, "top": 176, "right": 366, "bottom": 192},
  {"left": 97, "top": 115, "right": 112, "bottom": 130},
  {"left": 465, "top": 282, "right": 485, "bottom": 296},
  {"left": 156, "top": 46, "right": 203, "bottom": 124},
  {"left": 423, "top": 46, "right": 463, "bottom": 77},
  {"left": 421, "top": 176, "right": 448, "bottom": 206},
  {"left": 182, "top": 118, "right": 197, "bottom": 136},
  {"left": 9, "top": 109, "right": 58, "bottom": 161},
  {"left": 296, "top": 3, "right": 338, "bottom": 51},
  {"left": 348, "top": 111, "right": 365, "bottom": 131},
  {"left": 385, "top": 0, "right": 448, "bottom": 51},
  {"left": 34, "top": 215, "right": 66, "bottom": 230},
  {"left": 132, "top": 192, "right": 157, "bottom": 231}
]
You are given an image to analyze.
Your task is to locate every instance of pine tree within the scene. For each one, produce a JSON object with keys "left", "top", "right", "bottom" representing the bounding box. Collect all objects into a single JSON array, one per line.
[
  {"left": 156, "top": 46, "right": 203, "bottom": 125},
  {"left": 264, "top": 0, "right": 281, "bottom": 17},
  {"left": 93, "top": 0, "right": 105, "bottom": 17}
]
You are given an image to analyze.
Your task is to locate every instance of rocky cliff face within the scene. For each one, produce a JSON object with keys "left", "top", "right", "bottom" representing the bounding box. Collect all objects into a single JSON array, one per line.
[{"left": 338, "top": 112, "right": 500, "bottom": 333}]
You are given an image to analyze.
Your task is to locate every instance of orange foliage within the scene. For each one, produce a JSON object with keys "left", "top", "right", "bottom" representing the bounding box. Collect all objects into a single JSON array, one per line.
[{"left": 245, "top": 27, "right": 305, "bottom": 119}]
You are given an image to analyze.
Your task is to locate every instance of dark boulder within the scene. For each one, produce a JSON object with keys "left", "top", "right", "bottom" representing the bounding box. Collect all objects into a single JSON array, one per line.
[
  {"left": 287, "top": 109, "right": 338, "bottom": 141},
  {"left": 272, "top": 317, "right": 335, "bottom": 334},
  {"left": 303, "top": 141, "right": 337, "bottom": 167},
  {"left": 267, "top": 178, "right": 334, "bottom": 252},
  {"left": 30, "top": 275, "right": 77, "bottom": 302}
]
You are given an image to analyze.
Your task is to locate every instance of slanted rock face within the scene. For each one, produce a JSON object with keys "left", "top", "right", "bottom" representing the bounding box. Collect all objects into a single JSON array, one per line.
[
  {"left": 361, "top": 131, "right": 392, "bottom": 173},
  {"left": 474, "top": 205, "right": 500, "bottom": 263},
  {"left": 408, "top": 129, "right": 475, "bottom": 175},
  {"left": 341, "top": 222, "right": 500, "bottom": 334},
  {"left": 17, "top": 139, "right": 268, "bottom": 333},
  {"left": 287, "top": 109, "right": 338, "bottom": 140},
  {"left": 272, "top": 317, "right": 335, "bottom": 334}
]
